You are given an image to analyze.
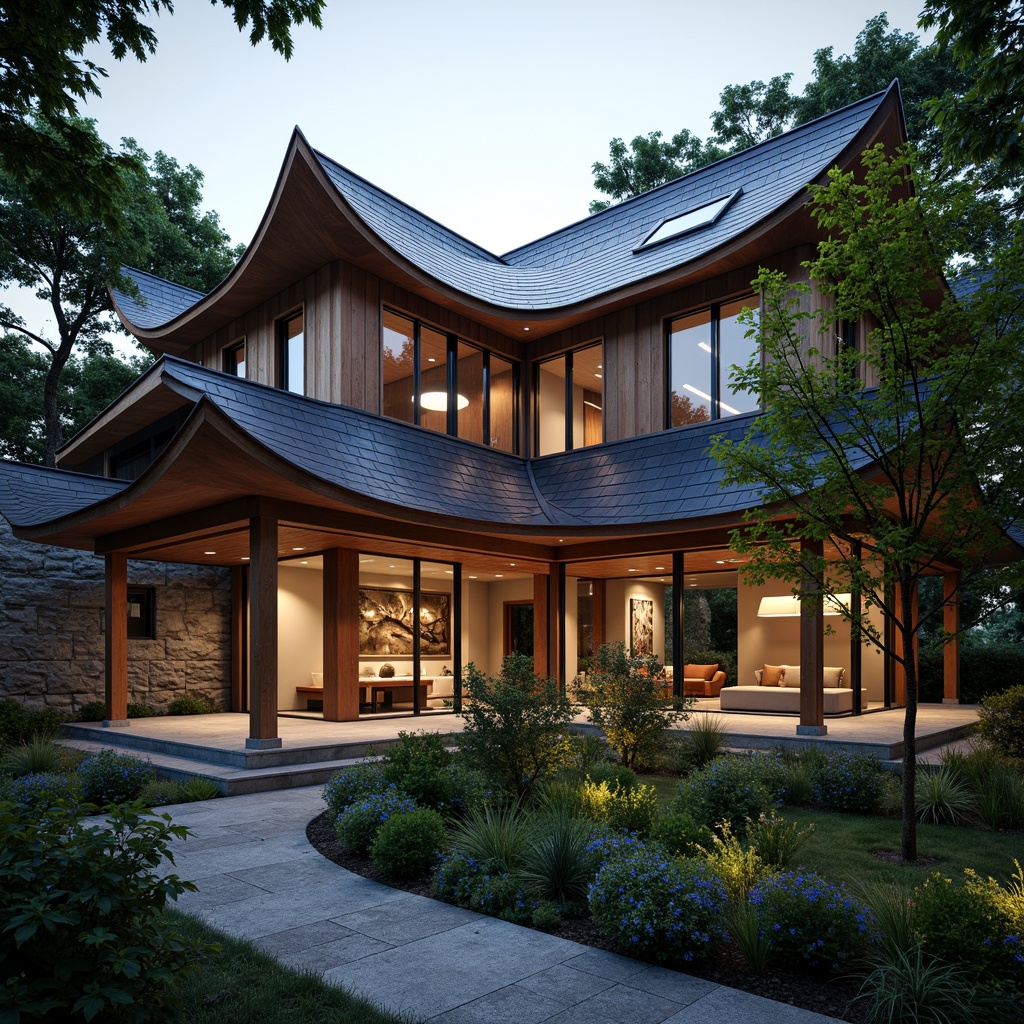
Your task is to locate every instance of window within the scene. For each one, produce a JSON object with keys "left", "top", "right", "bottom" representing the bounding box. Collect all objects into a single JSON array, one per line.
[
  {"left": 381, "top": 309, "right": 519, "bottom": 452},
  {"left": 636, "top": 189, "right": 742, "bottom": 250},
  {"left": 667, "top": 296, "right": 759, "bottom": 426},
  {"left": 504, "top": 601, "right": 533, "bottom": 657},
  {"left": 224, "top": 342, "right": 246, "bottom": 378},
  {"left": 127, "top": 588, "right": 156, "bottom": 639},
  {"left": 279, "top": 312, "right": 304, "bottom": 394},
  {"left": 534, "top": 342, "right": 603, "bottom": 455}
]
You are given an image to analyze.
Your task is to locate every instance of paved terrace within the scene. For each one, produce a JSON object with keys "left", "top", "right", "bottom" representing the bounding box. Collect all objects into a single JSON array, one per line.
[{"left": 62, "top": 703, "right": 980, "bottom": 795}]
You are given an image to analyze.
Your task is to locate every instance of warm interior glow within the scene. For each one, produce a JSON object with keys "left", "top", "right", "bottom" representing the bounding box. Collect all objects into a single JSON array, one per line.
[
  {"left": 757, "top": 594, "right": 852, "bottom": 617},
  {"left": 417, "top": 391, "right": 469, "bottom": 411}
]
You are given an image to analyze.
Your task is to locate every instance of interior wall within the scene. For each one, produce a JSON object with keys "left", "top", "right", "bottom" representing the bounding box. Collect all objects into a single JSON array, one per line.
[
  {"left": 486, "top": 577, "right": 533, "bottom": 674},
  {"left": 606, "top": 579, "right": 667, "bottom": 661},
  {"left": 737, "top": 582, "right": 884, "bottom": 701},
  {"left": 277, "top": 565, "right": 323, "bottom": 710}
]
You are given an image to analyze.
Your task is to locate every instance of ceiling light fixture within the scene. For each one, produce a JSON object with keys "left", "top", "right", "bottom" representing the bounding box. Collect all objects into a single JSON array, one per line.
[
  {"left": 204, "top": 550, "right": 216, "bottom": 555},
  {"left": 418, "top": 391, "right": 469, "bottom": 411}
]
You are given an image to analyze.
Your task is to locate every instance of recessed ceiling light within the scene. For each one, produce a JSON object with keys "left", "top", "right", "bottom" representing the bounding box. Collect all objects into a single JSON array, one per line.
[
  {"left": 427, "top": 357, "right": 436, "bottom": 362},
  {"left": 204, "top": 550, "right": 216, "bottom": 555},
  {"left": 241, "top": 556, "right": 250, "bottom": 561},
  {"left": 495, "top": 573, "right": 504, "bottom": 578},
  {"left": 523, "top": 327, "right": 530, "bottom": 332},
  {"left": 444, "top": 570, "right": 453, "bottom": 574},
  {"left": 300, "top": 560, "right": 308, "bottom": 565},
  {"left": 468, "top": 575, "right": 478, "bottom": 579},
  {"left": 509, "top": 563, "right": 516, "bottom": 567},
  {"left": 292, "top": 547, "right": 305, "bottom": 551},
  {"left": 655, "top": 566, "right": 665, "bottom": 571},
  {"left": 628, "top": 568, "right": 637, "bottom": 572},
  {"left": 388, "top": 564, "right": 396, "bottom": 568},
  {"left": 360, "top": 558, "right": 374, "bottom": 563}
]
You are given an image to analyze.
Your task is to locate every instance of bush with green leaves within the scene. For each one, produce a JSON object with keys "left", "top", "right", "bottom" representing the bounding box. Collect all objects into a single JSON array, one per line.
[
  {"left": 448, "top": 803, "right": 535, "bottom": 873},
  {"left": 579, "top": 778, "right": 658, "bottom": 836},
  {"left": 0, "top": 794, "right": 204, "bottom": 1022},
  {"left": 432, "top": 850, "right": 538, "bottom": 923},
  {"left": 579, "top": 642, "right": 688, "bottom": 769},
  {"left": 0, "top": 771, "right": 82, "bottom": 816},
  {"left": 520, "top": 810, "right": 595, "bottom": 906},
  {"left": 178, "top": 776, "right": 221, "bottom": 802},
  {"left": 588, "top": 842, "right": 728, "bottom": 963},
  {"left": 978, "top": 684, "right": 1024, "bottom": 762},
  {"left": 583, "top": 760, "right": 637, "bottom": 791},
  {"left": 747, "top": 812, "right": 814, "bottom": 869},
  {"left": 380, "top": 731, "right": 453, "bottom": 808},
  {"left": 915, "top": 763, "right": 975, "bottom": 825},
  {"left": 650, "top": 810, "right": 714, "bottom": 858},
  {"left": 322, "top": 761, "right": 388, "bottom": 818},
  {"left": 333, "top": 786, "right": 416, "bottom": 855},
  {"left": 370, "top": 807, "right": 447, "bottom": 880},
  {"left": 77, "top": 701, "right": 108, "bottom": 722},
  {"left": 672, "top": 756, "right": 776, "bottom": 835},
  {"left": 127, "top": 702, "right": 156, "bottom": 718},
  {"left": 458, "top": 654, "right": 575, "bottom": 800},
  {"left": 812, "top": 750, "right": 885, "bottom": 813},
  {"left": 695, "top": 820, "right": 767, "bottom": 903},
  {"left": 77, "top": 748, "right": 156, "bottom": 805},
  {"left": 2, "top": 736, "right": 80, "bottom": 777},
  {"left": 166, "top": 693, "right": 219, "bottom": 716},
  {"left": 749, "top": 870, "right": 877, "bottom": 973},
  {"left": 685, "top": 713, "right": 727, "bottom": 769},
  {"left": 0, "top": 698, "right": 63, "bottom": 746}
]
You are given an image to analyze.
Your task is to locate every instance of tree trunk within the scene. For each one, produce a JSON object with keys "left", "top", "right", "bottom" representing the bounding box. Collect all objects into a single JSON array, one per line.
[
  {"left": 899, "top": 571, "right": 918, "bottom": 862},
  {"left": 42, "top": 336, "right": 74, "bottom": 467}
]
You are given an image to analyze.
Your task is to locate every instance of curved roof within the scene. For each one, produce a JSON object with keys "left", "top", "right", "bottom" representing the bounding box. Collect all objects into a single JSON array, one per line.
[{"left": 110, "top": 85, "right": 904, "bottom": 345}]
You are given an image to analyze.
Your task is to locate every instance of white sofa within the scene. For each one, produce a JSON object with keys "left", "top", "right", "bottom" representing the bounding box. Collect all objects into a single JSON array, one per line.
[{"left": 719, "top": 665, "right": 857, "bottom": 715}]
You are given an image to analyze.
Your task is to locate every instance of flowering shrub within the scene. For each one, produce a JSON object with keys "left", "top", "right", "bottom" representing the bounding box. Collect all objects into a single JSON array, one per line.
[
  {"left": 749, "top": 870, "right": 877, "bottom": 972},
  {"left": 812, "top": 751, "right": 885, "bottom": 812},
  {"left": 370, "top": 807, "right": 447, "bottom": 880},
  {"left": 580, "top": 826, "right": 643, "bottom": 877},
  {"left": 432, "top": 850, "right": 538, "bottom": 923},
  {"left": 334, "top": 786, "right": 416, "bottom": 854},
  {"left": 0, "top": 771, "right": 82, "bottom": 815},
  {"left": 322, "top": 762, "right": 387, "bottom": 818},
  {"left": 380, "top": 731, "right": 453, "bottom": 808},
  {"left": 77, "top": 748, "right": 156, "bottom": 805},
  {"left": 588, "top": 843, "right": 728, "bottom": 963},
  {"left": 672, "top": 756, "right": 777, "bottom": 835},
  {"left": 579, "top": 778, "right": 658, "bottom": 835}
]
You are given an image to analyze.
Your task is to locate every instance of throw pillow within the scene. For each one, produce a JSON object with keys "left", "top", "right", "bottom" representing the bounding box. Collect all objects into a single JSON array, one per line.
[
  {"left": 780, "top": 665, "right": 800, "bottom": 687},
  {"left": 761, "top": 664, "right": 786, "bottom": 686},
  {"left": 823, "top": 666, "right": 846, "bottom": 688}
]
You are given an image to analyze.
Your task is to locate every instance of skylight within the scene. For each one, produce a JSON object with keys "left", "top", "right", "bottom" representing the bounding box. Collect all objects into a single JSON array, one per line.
[{"left": 635, "top": 189, "right": 742, "bottom": 251}]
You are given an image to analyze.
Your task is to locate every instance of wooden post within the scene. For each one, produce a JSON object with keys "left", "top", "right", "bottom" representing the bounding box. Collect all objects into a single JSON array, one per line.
[
  {"left": 323, "top": 548, "right": 359, "bottom": 721},
  {"left": 592, "top": 579, "right": 606, "bottom": 652},
  {"left": 892, "top": 581, "right": 918, "bottom": 706},
  {"left": 943, "top": 572, "right": 961, "bottom": 704},
  {"left": 230, "top": 566, "right": 246, "bottom": 712},
  {"left": 104, "top": 552, "right": 129, "bottom": 726},
  {"left": 247, "top": 514, "right": 281, "bottom": 748},
  {"left": 672, "top": 551, "right": 684, "bottom": 699},
  {"left": 798, "top": 539, "right": 826, "bottom": 735},
  {"left": 533, "top": 571, "right": 552, "bottom": 678}
]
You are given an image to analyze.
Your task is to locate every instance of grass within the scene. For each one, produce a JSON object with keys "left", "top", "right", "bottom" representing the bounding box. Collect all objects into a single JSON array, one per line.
[{"left": 169, "top": 910, "right": 409, "bottom": 1024}]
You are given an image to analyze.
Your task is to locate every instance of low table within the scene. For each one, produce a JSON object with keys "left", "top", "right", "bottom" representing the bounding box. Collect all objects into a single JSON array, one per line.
[{"left": 370, "top": 683, "right": 428, "bottom": 713}]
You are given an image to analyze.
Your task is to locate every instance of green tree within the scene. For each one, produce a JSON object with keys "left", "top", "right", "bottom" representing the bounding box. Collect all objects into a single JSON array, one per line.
[
  {"left": 711, "top": 146, "right": 1024, "bottom": 862},
  {"left": 711, "top": 74, "right": 798, "bottom": 150},
  {"left": 0, "top": 116, "right": 240, "bottom": 464},
  {"left": 0, "top": 0, "right": 324, "bottom": 226}
]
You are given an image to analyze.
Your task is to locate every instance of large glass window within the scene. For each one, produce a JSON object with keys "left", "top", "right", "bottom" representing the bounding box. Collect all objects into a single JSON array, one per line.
[
  {"left": 280, "top": 312, "right": 304, "bottom": 395},
  {"left": 534, "top": 341, "right": 604, "bottom": 455},
  {"left": 224, "top": 341, "right": 246, "bottom": 378},
  {"left": 381, "top": 309, "right": 518, "bottom": 452},
  {"left": 667, "top": 296, "right": 759, "bottom": 426}
]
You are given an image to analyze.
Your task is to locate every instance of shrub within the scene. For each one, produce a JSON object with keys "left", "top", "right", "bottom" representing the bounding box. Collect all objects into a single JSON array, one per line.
[
  {"left": 520, "top": 810, "right": 595, "bottom": 905},
  {"left": 138, "top": 778, "right": 186, "bottom": 806},
  {"left": 432, "top": 850, "right": 538, "bottom": 923},
  {"left": 0, "top": 795, "right": 203, "bottom": 1022},
  {"left": 914, "top": 868, "right": 1024, "bottom": 984},
  {"left": 747, "top": 812, "right": 814, "bottom": 869},
  {"left": 0, "top": 771, "right": 82, "bottom": 816},
  {"left": 588, "top": 843, "right": 728, "bottom": 963},
  {"left": 672, "top": 756, "right": 776, "bottom": 835},
  {"left": 380, "top": 731, "right": 453, "bottom": 809},
  {"left": 579, "top": 642, "right": 689, "bottom": 769},
  {"left": 77, "top": 701, "right": 108, "bottom": 722},
  {"left": 915, "top": 763, "right": 975, "bottom": 825},
  {"left": 726, "top": 901, "right": 774, "bottom": 974},
  {"left": 583, "top": 760, "right": 638, "bottom": 791},
  {"left": 855, "top": 882, "right": 917, "bottom": 960},
  {"left": 449, "top": 803, "right": 536, "bottom": 873},
  {"left": 813, "top": 750, "right": 885, "bottom": 813},
  {"left": 978, "top": 685, "right": 1024, "bottom": 762},
  {"left": 435, "top": 761, "right": 491, "bottom": 818},
  {"left": 749, "top": 871, "right": 877, "bottom": 973},
  {"left": 780, "top": 762, "right": 816, "bottom": 807},
  {"left": 2, "top": 736, "right": 77, "bottom": 777},
  {"left": 458, "top": 654, "right": 575, "bottom": 800},
  {"left": 178, "top": 776, "right": 221, "bottom": 802},
  {"left": 77, "top": 748, "right": 156, "bottom": 805},
  {"left": 580, "top": 827, "right": 644, "bottom": 878},
  {"left": 686, "top": 713, "right": 727, "bottom": 769},
  {"left": 127, "top": 702, "right": 156, "bottom": 718},
  {"left": 650, "top": 810, "right": 713, "bottom": 858},
  {"left": 975, "top": 762, "right": 1024, "bottom": 830},
  {"left": 322, "top": 762, "right": 387, "bottom": 818},
  {"left": 0, "top": 699, "right": 63, "bottom": 745},
  {"left": 370, "top": 807, "right": 447, "bottom": 880},
  {"left": 167, "top": 693, "right": 219, "bottom": 715},
  {"left": 333, "top": 786, "right": 416, "bottom": 855},
  {"left": 696, "top": 821, "right": 767, "bottom": 903},
  {"left": 579, "top": 779, "right": 658, "bottom": 836}
]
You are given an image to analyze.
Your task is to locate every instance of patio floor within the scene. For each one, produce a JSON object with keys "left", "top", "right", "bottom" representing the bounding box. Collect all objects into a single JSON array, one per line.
[{"left": 60, "top": 702, "right": 979, "bottom": 795}]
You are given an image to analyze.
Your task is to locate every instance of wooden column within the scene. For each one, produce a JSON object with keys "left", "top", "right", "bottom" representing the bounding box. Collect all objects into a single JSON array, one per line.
[
  {"left": 943, "top": 572, "right": 961, "bottom": 704},
  {"left": 230, "top": 566, "right": 247, "bottom": 712},
  {"left": 892, "top": 581, "right": 918, "bottom": 707},
  {"left": 592, "top": 579, "right": 606, "bottom": 651},
  {"left": 323, "top": 548, "right": 359, "bottom": 721},
  {"left": 798, "top": 539, "right": 826, "bottom": 735},
  {"left": 533, "top": 570, "right": 558, "bottom": 680},
  {"left": 104, "top": 552, "right": 129, "bottom": 726},
  {"left": 247, "top": 514, "right": 281, "bottom": 748},
  {"left": 672, "top": 551, "right": 684, "bottom": 698}
]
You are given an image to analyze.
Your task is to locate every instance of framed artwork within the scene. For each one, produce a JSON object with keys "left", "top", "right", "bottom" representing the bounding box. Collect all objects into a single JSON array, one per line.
[
  {"left": 358, "top": 587, "right": 450, "bottom": 656},
  {"left": 630, "top": 597, "right": 653, "bottom": 657}
]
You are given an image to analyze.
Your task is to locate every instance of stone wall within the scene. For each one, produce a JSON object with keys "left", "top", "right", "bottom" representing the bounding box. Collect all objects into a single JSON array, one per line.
[{"left": 0, "top": 519, "right": 232, "bottom": 714}]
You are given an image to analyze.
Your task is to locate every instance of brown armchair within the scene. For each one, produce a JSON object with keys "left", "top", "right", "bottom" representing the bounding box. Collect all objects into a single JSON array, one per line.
[{"left": 682, "top": 663, "right": 727, "bottom": 697}]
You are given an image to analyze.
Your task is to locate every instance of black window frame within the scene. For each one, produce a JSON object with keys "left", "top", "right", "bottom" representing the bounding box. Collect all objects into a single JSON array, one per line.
[
  {"left": 278, "top": 310, "right": 305, "bottom": 395},
  {"left": 127, "top": 587, "right": 156, "bottom": 639},
  {"left": 224, "top": 340, "right": 246, "bottom": 377},
  {"left": 532, "top": 341, "right": 604, "bottom": 456}
]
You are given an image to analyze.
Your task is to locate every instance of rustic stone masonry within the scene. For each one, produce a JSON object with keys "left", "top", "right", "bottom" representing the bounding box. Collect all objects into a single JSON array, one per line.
[{"left": 0, "top": 520, "right": 232, "bottom": 714}]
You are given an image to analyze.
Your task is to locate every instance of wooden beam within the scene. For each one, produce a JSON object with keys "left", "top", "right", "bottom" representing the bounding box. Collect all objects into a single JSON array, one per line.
[
  {"left": 104, "top": 553, "right": 128, "bottom": 726},
  {"left": 230, "top": 566, "right": 246, "bottom": 712},
  {"left": 95, "top": 498, "right": 257, "bottom": 554},
  {"left": 798, "top": 539, "right": 825, "bottom": 734},
  {"left": 247, "top": 514, "right": 281, "bottom": 747},
  {"left": 943, "top": 572, "right": 960, "bottom": 704},
  {"left": 323, "top": 548, "right": 359, "bottom": 721}
]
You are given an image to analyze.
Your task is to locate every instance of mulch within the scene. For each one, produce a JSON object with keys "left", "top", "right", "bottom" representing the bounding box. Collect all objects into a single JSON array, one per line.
[{"left": 305, "top": 811, "right": 869, "bottom": 1022}]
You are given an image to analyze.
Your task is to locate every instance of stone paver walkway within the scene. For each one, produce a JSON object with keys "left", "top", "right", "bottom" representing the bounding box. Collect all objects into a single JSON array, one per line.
[{"left": 164, "top": 786, "right": 846, "bottom": 1024}]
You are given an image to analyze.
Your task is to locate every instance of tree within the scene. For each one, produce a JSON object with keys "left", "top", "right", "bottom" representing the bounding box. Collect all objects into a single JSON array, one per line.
[
  {"left": 711, "top": 146, "right": 1024, "bottom": 862},
  {"left": 0, "top": 116, "right": 241, "bottom": 464},
  {"left": 711, "top": 74, "right": 797, "bottom": 150},
  {"left": 0, "top": 0, "right": 324, "bottom": 225}
]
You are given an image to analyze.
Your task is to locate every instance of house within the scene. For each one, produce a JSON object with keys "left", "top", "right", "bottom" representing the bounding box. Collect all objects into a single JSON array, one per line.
[{"left": 0, "top": 82, "right": 982, "bottom": 747}]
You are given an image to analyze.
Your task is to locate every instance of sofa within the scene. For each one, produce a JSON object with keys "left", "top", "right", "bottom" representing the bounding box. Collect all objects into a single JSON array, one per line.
[
  {"left": 668, "top": 663, "right": 728, "bottom": 697},
  {"left": 719, "top": 664, "right": 857, "bottom": 714}
]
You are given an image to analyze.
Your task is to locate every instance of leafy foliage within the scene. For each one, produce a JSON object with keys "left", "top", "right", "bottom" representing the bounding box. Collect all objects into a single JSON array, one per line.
[
  {"left": 166, "top": 693, "right": 220, "bottom": 716},
  {"left": 0, "top": 698, "right": 64, "bottom": 747},
  {"left": 978, "top": 685, "right": 1024, "bottom": 762},
  {"left": 695, "top": 821, "right": 767, "bottom": 903},
  {"left": 747, "top": 812, "right": 815, "bottom": 869},
  {"left": 369, "top": 807, "right": 447, "bottom": 881},
  {"left": 379, "top": 730, "right": 454, "bottom": 809},
  {"left": 915, "top": 764, "right": 975, "bottom": 825},
  {"left": 77, "top": 749, "right": 156, "bottom": 805},
  {"left": 432, "top": 850, "right": 538, "bottom": 924},
  {"left": 579, "top": 642, "right": 688, "bottom": 770},
  {"left": 519, "top": 811, "right": 595, "bottom": 906},
  {"left": 672, "top": 757, "right": 777, "bottom": 835},
  {"left": 649, "top": 811, "right": 713, "bottom": 858},
  {"left": 812, "top": 751, "right": 886, "bottom": 814},
  {"left": 322, "top": 762, "right": 388, "bottom": 819},
  {"left": 579, "top": 778, "right": 658, "bottom": 836},
  {"left": 333, "top": 786, "right": 416, "bottom": 856},
  {"left": 0, "top": 794, "right": 202, "bottom": 1022},
  {"left": 458, "top": 654, "right": 575, "bottom": 800}
]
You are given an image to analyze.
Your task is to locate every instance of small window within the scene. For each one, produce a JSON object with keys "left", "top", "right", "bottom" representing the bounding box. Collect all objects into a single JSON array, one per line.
[
  {"left": 127, "top": 588, "right": 156, "bottom": 639},
  {"left": 224, "top": 342, "right": 246, "bottom": 378},
  {"left": 636, "top": 189, "right": 742, "bottom": 250},
  {"left": 279, "top": 312, "right": 304, "bottom": 394}
]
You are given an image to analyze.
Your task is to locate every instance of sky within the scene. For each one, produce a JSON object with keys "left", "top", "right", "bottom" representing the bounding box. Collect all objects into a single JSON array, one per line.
[{"left": 6, "top": 0, "right": 933, "bottom": 341}]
